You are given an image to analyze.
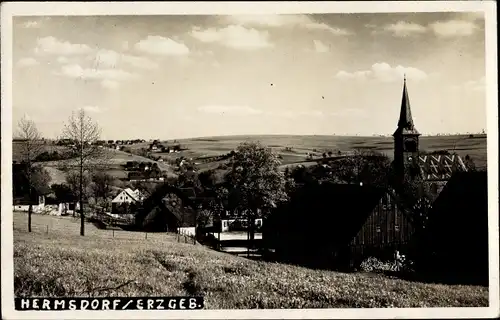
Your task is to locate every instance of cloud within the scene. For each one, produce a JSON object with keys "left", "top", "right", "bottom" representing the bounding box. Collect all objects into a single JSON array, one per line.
[
  {"left": 382, "top": 21, "right": 427, "bottom": 37},
  {"left": 93, "top": 49, "right": 158, "bottom": 69},
  {"left": 190, "top": 25, "right": 273, "bottom": 50},
  {"left": 335, "top": 62, "right": 429, "bottom": 83},
  {"left": 57, "top": 56, "right": 69, "bottom": 64},
  {"left": 134, "top": 36, "right": 190, "bottom": 55},
  {"left": 429, "top": 20, "right": 479, "bottom": 37},
  {"left": 313, "top": 40, "right": 330, "bottom": 53},
  {"left": 452, "top": 76, "right": 486, "bottom": 93},
  {"left": 23, "top": 21, "right": 40, "bottom": 28},
  {"left": 197, "top": 105, "right": 263, "bottom": 116},
  {"left": 56, "top": 63, "right": 137, "bottom": 89},
  {"left": 100, "top": 79, "right": 120, "bottom": 90},
  {"left": 304, "top": 22, "right": 352, "bottom": 35},
  {"left": 225, "top": 15, "right": 352, "bottom": 35},
  {"left": 81, "top": 105, "right": 104, "bottom": 113},
  {"left": 35, "top": 36, "right": 92, "bottom": 55},
  {"left": 17, "top": 57, "right": 39, "bottom": 67}
]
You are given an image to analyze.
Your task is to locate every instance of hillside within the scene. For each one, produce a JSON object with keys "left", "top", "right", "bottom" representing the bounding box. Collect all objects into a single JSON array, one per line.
[
  {"left": 13, "top": 213, "right": 488, "bottom": 308},
  {"left": 128, "top": 134, "right": 487, "bottom": 170},
  {"left": 12, "top": 134, "right": 487, "bottom": 185},
  {"left": 13, "top": 142, "right": 176, "bottom": 183}
]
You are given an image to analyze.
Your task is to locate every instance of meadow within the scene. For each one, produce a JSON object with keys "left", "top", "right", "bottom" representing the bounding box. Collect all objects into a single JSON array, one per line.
[
  {"left": 13, "top": 213, "right": 488, "bottom": 308},
  {"left": 12, "top": 134, "right": 487, "bottom": 184},
  {"left": 132, "top": 134, "right": 488, "bottom": 170},
  {"left": 13, "top": 142, "right": 176, "bottom": 182}
]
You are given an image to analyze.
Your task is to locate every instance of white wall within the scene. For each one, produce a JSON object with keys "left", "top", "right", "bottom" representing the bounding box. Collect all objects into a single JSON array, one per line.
[{"left": 178, "top": 227, "right": 196, "bottom": 236}]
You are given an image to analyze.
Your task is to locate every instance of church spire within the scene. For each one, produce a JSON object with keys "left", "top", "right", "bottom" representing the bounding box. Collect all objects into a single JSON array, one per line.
[{"left": 394, "top": 76, "right": 419, "bottom": 135}]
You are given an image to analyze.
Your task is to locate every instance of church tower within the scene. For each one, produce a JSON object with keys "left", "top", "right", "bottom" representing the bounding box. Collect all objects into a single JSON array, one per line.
[{"left": 393, "top": 76, "right": 421, "bottom": 179}]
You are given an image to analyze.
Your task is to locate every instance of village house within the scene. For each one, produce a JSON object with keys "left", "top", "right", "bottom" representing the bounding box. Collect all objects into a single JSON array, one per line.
[
  {"left": 135, "top": 186, "right": 198, "bottom": 235},
  {"left": 111, "top": 188, "right": 144, "bottom": 213},
  {"left": 263, "top": 77, "right": 483, "bottom": 272}
]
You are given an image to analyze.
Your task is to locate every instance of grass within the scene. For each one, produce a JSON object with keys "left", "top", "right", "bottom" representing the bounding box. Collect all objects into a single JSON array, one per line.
[{"left": 13, "top": 213, "right": 488, "bottom": 309}]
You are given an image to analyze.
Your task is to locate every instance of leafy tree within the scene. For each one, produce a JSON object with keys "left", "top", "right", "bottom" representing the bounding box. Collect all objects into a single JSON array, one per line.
[
  {"left": 15, "top": 116, "right": 45, "bottom": 232},
  {"left": 225, "top": 142, "right": 288, "bottom": 242},
  {"left": 464, "top": 155, "right": 477, "bottom": 172},
  {"left": 51, "top": 183, "right": 75, "bottom": 203},
  {"left": 91, "top": 171, "right": 114, "bottom": 209},
  {"left": 65, "top": 170, "right": 92, "bottom": 217},
  {"left": 327, "top": 149, "right": 392, "bottom": 187}
]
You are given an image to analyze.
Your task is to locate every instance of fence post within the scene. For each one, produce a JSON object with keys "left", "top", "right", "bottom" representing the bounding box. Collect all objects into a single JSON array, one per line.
[
  {"left": 145, "top": 232, "right": 148, "bottom": 240},
  {"left": 46, "top": 225, "right": 49, "bottom": 234},
  {"left": 113, "top": 229, "right": 115, "bottom": 238}
]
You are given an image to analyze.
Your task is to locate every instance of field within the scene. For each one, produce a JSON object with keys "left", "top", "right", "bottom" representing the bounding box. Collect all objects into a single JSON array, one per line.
[
  {"left": 13, "top": 142, "right": 176, "bottom": 182},
  {"left": 13, "top": 213, "right": 488, "bottom": 308},
  {"left": 130, "top": 134, "right": 488, "bottom": 171},
  {"left": 12, "top": 134, "right": 487, "bottom": 186}
]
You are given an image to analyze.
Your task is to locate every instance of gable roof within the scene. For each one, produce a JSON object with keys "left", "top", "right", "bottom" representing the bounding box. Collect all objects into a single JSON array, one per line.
[
  {"left": 136, "top": 184, "right": 197, "bottom": 224},
  {"left": 424, "top": 171, "right": 488, "bottom": 283},
  {"left": 124, "top": 188, "right": 143, "bottom": 202},
  {"left": 417, "top": 153, "right": 467, "bottom": 181},
  {"left": 273, "top": 182, "right": 386, "bottom": 245}
]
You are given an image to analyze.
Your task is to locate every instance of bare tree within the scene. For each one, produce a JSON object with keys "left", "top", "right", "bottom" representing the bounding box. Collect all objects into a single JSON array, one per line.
[
  {"left": 15, "top": 116, "right": 45, "bottom": 232},
  {"left": 60, "top": 109, "right": 109, "bottom": 236}
]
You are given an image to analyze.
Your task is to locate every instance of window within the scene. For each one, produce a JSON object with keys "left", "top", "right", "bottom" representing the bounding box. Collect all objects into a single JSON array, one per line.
[{"left": 404, "top": 139, "right": 417, "bottom": 152}]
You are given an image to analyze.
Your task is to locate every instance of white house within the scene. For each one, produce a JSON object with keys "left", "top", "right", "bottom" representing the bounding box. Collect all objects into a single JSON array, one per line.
[
  {"left": 13, "top": 195, "right": 46, "bottom": 213},
  {"left": 112, "top": 188, "right": 144, "bottom": 205}
]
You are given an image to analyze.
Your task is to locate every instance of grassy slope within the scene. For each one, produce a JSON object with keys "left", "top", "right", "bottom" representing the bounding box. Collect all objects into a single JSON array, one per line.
[
  {"left": 13, "top": 142, "right": 176, "bottom": 182},
  {"left": 13, "top": 213, "right": 488, "bottom": 308}
]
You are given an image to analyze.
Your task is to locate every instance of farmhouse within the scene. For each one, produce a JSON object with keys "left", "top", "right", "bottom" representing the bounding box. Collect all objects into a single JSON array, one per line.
[
  {"left": 264, "top": 182, "right": 414, "bottom": 269},
  {"left": 135, "top": 185, "right": 198, "bottom": 234},
  {"left": 111, "top": 188, "right": 144, "bottom": 213}
]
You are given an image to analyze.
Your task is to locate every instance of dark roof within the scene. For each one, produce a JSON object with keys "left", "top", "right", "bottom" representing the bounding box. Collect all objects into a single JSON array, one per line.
[
  {"left": 138, "top": 184, "right": 198, "bottom": 228},
  {"left": 428, "top": 171, "right": 488, "bottom": 229},
  {"left": 417, "top": 153, "right": 467, "bottom": 181},
  {"left": 179, "top": 187, "right": 197, "bottom": 200},
  {"left": 393, "top": 78, "right": 420, "bottom": 136},
  {"left": 425, "top": 171, "right": 488, "bottom": 281},
  {"left": 270, "top": 182, "right": 386, "bottom": 246}
]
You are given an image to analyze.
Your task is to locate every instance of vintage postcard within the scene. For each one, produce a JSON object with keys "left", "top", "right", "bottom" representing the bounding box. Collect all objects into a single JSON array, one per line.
[{"left": 1, "top": 1, "right": 498, "bottom": 319}]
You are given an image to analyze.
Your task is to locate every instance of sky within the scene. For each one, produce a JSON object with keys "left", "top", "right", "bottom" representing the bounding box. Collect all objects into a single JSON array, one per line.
[{"left": 12, "top": 12, "right": 487, "bottom": 140}]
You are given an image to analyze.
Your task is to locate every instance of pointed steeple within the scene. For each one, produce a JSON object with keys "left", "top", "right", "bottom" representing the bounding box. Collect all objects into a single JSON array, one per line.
[{"left": 394, "top": 76, "right": 419, "bottom": 136}]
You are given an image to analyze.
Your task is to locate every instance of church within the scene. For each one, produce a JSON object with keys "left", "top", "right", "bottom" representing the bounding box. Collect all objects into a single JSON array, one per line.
[
  {"left": 392, "top": 75, "right": 468, "bottom": 198},
  {"left": 264, "top": 77, "right": 488, "bottom": 284}
]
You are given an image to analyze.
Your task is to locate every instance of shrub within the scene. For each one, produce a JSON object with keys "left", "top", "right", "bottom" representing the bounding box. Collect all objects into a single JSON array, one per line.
[{"left": 360, "top": 257, "right": 396, "bottom": 273}]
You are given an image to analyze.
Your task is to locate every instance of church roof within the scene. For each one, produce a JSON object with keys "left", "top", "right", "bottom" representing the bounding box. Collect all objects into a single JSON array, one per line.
[
  {"left": 393, "top": 77, "right": 420, "bottom": 136},
  {"left": 417, "top": 153, "right": 467, "bottom": 181}
]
